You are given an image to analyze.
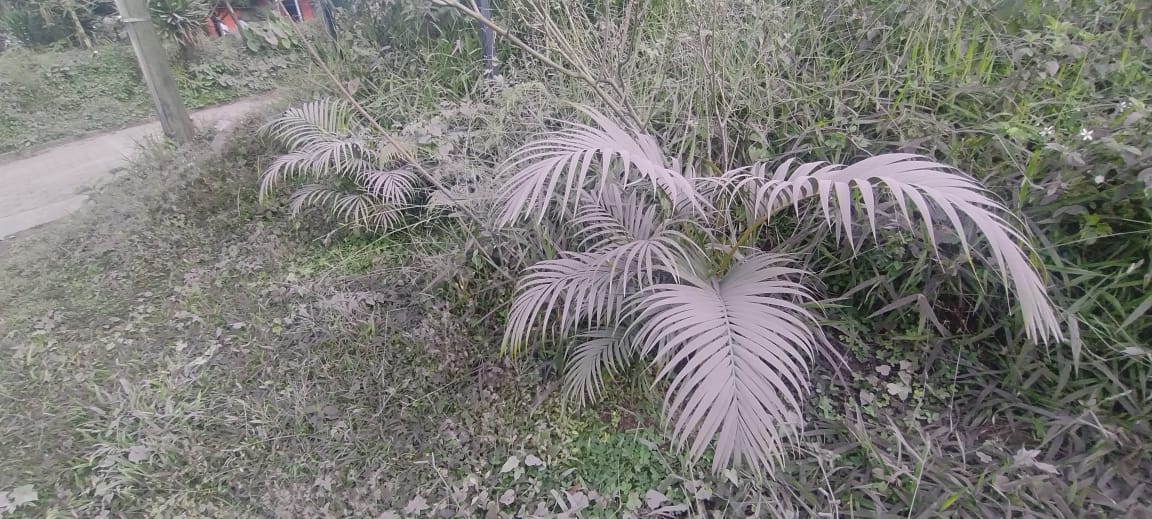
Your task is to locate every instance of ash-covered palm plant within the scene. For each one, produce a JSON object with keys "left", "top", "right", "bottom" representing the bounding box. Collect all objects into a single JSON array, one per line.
[
  {"left": 498, "top": 107, "right": 1063, "bottom": 475},
  {"left": 259, "top": 99, "right": 424, "bottom": 231}
]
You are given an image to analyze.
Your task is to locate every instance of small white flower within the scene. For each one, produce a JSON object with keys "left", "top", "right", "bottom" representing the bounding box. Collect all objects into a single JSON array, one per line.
[
  {"left": 1039, "top": 126, "right": 1055, "bottom": 138},
  {"left": 1119, "top": 100, "right": 1132, "bottom": 110},
  {"left": 1094, "top": 175, "right": 1106, "bottom": 185},
  {"left": 1079, "top": 128, "right": 1094, "bottom": 141}
]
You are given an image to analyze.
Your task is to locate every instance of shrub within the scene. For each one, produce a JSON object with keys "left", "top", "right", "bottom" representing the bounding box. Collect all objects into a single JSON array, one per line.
[
  {"left": 259, "top": 99, "right": 426, "bottom": 231},
  {"left": 496, "top": 107, "right": 1061, "bottom": 474},
  {"left": 148, "top": 0, "right": 209, "bottom": 51}
]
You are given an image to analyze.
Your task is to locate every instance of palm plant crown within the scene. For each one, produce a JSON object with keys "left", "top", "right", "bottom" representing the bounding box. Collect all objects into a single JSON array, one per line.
[{"left": 497, "top": 107, "right": 1062, "bottom": 474}]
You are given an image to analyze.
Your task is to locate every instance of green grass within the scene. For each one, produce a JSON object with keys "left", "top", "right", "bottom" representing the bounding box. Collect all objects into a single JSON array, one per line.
[
  {"left": 0, "top": 38, "right": 298, "bottom": 154},
  {"left": 0, "top": 124, "right": 707, "bottom": 517}
]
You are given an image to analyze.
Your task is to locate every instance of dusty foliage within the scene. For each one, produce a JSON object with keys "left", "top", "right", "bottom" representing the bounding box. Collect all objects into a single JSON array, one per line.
[
  {"left": 259, "top": 99, "right": 426, "bottom": 231},
  {"left": 497, "top": 107, "right": 1061, "bottom": 474}
]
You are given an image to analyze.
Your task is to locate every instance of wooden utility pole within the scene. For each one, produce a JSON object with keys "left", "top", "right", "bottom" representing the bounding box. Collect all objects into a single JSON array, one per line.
[{"left": 114, "top": 0, "right": 195, "bottom": 143}]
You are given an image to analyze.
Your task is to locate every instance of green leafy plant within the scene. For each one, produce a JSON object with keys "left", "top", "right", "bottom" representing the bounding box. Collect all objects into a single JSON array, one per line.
[
  {"left": 498, "top": 107, "right": 1063, "bottom": 475},
  {"left": 238, "top": 16, "right": 297, "bottom": 52},
  {"left": 148, "top": 0, "right": 208, "bottom": 50},
  {"left": 259, "top": 99, "right": 425, "bottom": 231}
]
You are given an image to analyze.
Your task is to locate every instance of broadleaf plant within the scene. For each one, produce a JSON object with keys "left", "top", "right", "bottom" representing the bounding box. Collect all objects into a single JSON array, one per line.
[{"left": 498, "top": 107, "right": 1063, "bottom": 475}]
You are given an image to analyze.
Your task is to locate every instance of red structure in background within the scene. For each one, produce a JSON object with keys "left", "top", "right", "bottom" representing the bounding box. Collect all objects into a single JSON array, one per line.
[{"left": 206, "top": 0, "right": 316, "bottom": 37}]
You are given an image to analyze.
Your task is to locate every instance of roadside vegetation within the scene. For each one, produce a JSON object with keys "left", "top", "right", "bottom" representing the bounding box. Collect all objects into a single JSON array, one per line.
[
  {"left": 0, "top": 0, "right": 302, "bottom": 154},
  {"left": 1, "top": 0, "right": 1150, "bottom": 517}
]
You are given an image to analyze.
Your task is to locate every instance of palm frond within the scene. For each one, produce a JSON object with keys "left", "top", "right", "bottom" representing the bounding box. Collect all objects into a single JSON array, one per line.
[
  {"left": 289, "top": 184, "right": 343, "bottom": 216},
  {"left": 260, "top": 150, "right": 365, "bottom": 201},
  {"left": 289, "top": 185, "right": 403, "bottom": 231},
  {"left": 360, "top": 169, "right": 422, "bottom": 206},
  {"left": 730, "top": 154, "right": 1062, "bottom": 343},
  {"left": 563, "top": 329, "right": 637, "bottom": 407},
  {"left": 260, "top": 98, "right": 427, "bottom": 232},
  {"left": 572, "top": 186, "right": 703, "bottom": 283},
  {"left": 632, "top": 252, "right": 818, "bottom": 474},
  {"left": 502, "top": 252, "right": 626, "bottom": 356},
  {"left": 262, "top": 98, "right": 356, "bottom": 150},
  {"left": 496, "top": 106, "right": 694, "bottom": 226}
]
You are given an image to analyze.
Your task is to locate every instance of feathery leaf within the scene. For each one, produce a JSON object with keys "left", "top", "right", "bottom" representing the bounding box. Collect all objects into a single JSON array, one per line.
[
  {"left": 728, "top": 154, "right": 1062, "bottom": 343},
  {"left": 563, "top": 329, "right": 638, "bottom": 407},
  {"left": 633, "top": 252, "right": 818, "bottom": 474},
  {"left": 496, "top": 107, "right": 693, "bottom": 226}
]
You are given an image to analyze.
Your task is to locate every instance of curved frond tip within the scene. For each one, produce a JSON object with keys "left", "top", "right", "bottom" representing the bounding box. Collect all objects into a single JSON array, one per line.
[
  {"left": 729, "top": 154, "right": 1062, "bottom": 343},
  {"left": 496, "top": 106, "right": 694, "bottom": 226},
  {"left": 502, "top": 252, "right": 625, "bottom": 356}
]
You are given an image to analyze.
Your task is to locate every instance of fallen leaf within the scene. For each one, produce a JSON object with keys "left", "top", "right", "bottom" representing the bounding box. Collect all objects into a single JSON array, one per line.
[
  {"left": 722, "top": 468, "right": 739, "bottom": 486},
  {"left": 1122, "top": 346, "right": 1150, "bottom": 357},
  {"left": 1033, "top": 461, "right": 1059, "bottom": 474},
  {"left": 875, "top": 365, "right": 892, "bottom": 376},
  {"left": 498, "top": 489, "right": 516, "bottom": 505},
  {"left": 499, "top": 455, "right": 519, "bottom": 473},
  {"left": 654, "top": 504, "right": 690, "bottom": 515},
  {"left": 565, "top": 491, "right": 589, "bottom": 512},
  {"left": 403, "top": 496, "right": 429, "bottom": 515},
  {"left": 10, "top": 485, "right": 37, "bottom": 507},
  {"left": 644, "top": 489, "right": 669, "bottom": 509},
  {"left": 886, "top": 382, "right": 910, "bottom": 400},
  {"left": 624, "top": 491, "right": 643, "bottom": 511},
  {"left": 127, "top": 445, "right": 151, "bottom": 463},
  {"left": 523, "top": 454, "right": 543, "bottom": 467}
]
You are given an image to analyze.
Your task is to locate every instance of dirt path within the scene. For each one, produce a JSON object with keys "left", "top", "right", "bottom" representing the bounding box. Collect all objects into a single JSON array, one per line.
[{"left": 0, "top": 96, "right": 275, "bottom": 239}]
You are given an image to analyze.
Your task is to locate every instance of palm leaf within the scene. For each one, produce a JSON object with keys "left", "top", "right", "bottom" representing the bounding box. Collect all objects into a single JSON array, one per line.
[
  {"left": 259, "top": 99, "right": 369, "bottom": 199},
  {"left": 502, "top": 252, "right": 626, "bottom": 355},
  {"left": 290, "top": 185, "right": 403, "bottom": 231},
  {"left": 360, "top": 169, "right": 422, "bottom": 206},
  {"left": 563, "top": 329, "right": 638, "bottom": 406},
  {"left": 572, "top": 185, "right": 703, "bottom": 284},
  {"left": 496, "top": 106, "right": 694, "bottom": 226},
  {"left": 632, "top": 252, "right": 818, "bottom": 473},
  {"left": 728, "top": 154, "right": 1062, "bottom": 343},
  {"left": 260, "top": 150, "right": 363, "bottom": 201},
  {"left": 289, "top": 184, "right": 343, "bottom": 216},
  {"left": 262, "top": 98, "right": 355, "bottom": 150},
  {"left": 260, "top": 98, "right": 424, "bottom": 233}
]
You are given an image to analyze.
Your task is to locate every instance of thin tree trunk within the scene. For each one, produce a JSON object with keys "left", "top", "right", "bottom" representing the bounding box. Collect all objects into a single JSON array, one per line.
[{"left": 64, "top": 0, "right": 93, "bottom": 49}]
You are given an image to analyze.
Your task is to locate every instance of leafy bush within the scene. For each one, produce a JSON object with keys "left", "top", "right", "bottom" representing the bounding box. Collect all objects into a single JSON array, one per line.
[
  {"left": 148, "top": 0, "right": 209, "bottom": 50},
  {"left": 1, "top": 7, "right": 73, "bottom": 47}
]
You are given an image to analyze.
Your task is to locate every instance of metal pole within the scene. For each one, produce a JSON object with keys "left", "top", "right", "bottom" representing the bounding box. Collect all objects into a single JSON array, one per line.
[{"left": 476, "top": 0, "right": 496, "bottom": 79}]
